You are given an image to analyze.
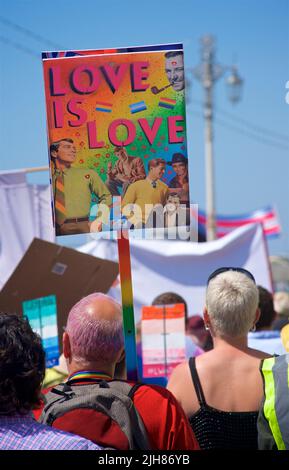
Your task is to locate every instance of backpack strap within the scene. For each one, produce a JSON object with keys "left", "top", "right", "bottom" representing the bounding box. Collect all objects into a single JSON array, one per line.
[
  {"left": 106, "top": 380, "right": 151, "bottom": 450},
  {"left": 128, "top": 382, "right": 144, "bottom": 399},
  {"left": 50, "top": 382, "right": 75, "bottom": 396},
  {"left": 41, "top": 382, "right": 75, "bottom": 418}
]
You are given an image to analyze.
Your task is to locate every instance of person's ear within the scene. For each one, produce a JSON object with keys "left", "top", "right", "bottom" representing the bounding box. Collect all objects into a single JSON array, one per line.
[
  {"left": 116, "top": 347, "right": 125, "bottom": 364},
  {"left": 114, "top": 348, "right": 126, "bottom": 380},
  {"left": 203, "top": 307, "right": 211, "bottom": 330},
  {"left": 51, "top": 150, "right": 58, "bottom": 159},
  {"left": 254, "top": 308, "right": 261, "bottom": 325},
  {"left": 63, "top": 331, "right": 71, "bottom": 360}
]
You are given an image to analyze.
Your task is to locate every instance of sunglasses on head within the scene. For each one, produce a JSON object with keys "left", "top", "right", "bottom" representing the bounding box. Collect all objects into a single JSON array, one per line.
[{"left": 207, "top": 267, "right": 256, "bottom": 285}]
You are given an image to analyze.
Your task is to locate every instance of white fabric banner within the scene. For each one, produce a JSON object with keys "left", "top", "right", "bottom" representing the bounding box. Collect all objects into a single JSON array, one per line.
[
  {"left": 0, "top": 172, "right": 54, "bottom": 288},
  {"left": 78, "top": 223, "right": 273, "bottom": 321}
]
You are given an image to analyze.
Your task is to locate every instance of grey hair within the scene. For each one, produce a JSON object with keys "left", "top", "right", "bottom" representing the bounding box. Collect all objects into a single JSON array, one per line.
[{"left": 206, "top": 271, "right": 259, "bottom": 337}]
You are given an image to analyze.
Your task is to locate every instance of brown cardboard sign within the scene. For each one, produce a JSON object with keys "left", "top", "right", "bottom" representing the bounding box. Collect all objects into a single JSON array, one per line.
[{"left": 0, "top": 238, "right": 119, "bottom": 348}]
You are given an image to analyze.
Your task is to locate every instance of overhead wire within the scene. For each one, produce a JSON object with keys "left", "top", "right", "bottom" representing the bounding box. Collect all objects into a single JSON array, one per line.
[
  {"left": 0, "top": 15, "right": 64, "bottom": 50},
  {"left": 0, "top": 35, "right": 40, "bottom": 58},
  {"left": 187, "top": 106, "right": 289, "bottom": 151},
  {"left": 0, "top": 15, "right": 287, "bottom": 152},
  {"left": 190, "top": 98, "right": 289, "bottom": 146}
]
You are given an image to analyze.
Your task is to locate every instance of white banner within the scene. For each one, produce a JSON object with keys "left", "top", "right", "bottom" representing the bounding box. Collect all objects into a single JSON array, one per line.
[
  {"left": 0, "top": 173, "right": 54, "bottom": 288},
  {"left": 78, "top": 223, "right": 273, "bottom": 321}
]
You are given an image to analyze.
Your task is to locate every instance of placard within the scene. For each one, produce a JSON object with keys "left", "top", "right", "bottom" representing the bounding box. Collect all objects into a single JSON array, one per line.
[
  {"left": 23, "top": 295, "right": 59, "bottom": 368},
  {"left": 141, "top": 303, "right": 186, "bottom": 378},
  {"left": 42, "top": 44, "right": 190, "bottom": 235}
]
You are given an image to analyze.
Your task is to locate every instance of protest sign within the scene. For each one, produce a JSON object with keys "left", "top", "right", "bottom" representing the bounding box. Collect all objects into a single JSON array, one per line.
[
  {"left": 141, "top": 303, "right": 186, "bottom": 378},
  {"left": 0, "top": 238, "right": 119, "bottom": 348},
  {"left": 42, "top": 44, "right": 190, "bottom": 235},
  {"left": 22, "top": 295, "right": 59, "bottom": 368}
]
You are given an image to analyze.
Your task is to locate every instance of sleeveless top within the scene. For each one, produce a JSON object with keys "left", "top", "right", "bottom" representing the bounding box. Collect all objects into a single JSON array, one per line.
[{"left": 188, "top": 357, "right": 259, "bottom": 449}]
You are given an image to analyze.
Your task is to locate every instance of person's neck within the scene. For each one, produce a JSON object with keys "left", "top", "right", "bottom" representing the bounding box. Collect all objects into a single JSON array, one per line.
[
  {"left": 212, "top": 335, "right": 249, "bottom": 351},
  {"left": 56, "top": 160, "right": 71, "bottom": 171},
  {"left": 67, "top": 360, "right": 115, "bottom": 378},
  {"left": 146, "top": 175, "right": 157, "bottom": 183},
  {"left": 178, "top": 169, "right": 187, "bottom": 179}
]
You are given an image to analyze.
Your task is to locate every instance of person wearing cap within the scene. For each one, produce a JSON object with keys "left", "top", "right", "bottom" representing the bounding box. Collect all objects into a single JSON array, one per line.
[
  {"left": 167, "top": 267, "right": 271, "bottom": 450},
  {"left": 168, "top": 153, "right": 189, "bottom": 204},
  {"left": 50, "top": 138, "right": 112, "bottom": 236}
]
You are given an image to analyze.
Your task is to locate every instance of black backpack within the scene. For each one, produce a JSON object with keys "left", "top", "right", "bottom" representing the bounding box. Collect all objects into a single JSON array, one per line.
[{"left": 39, "top": 380, "right": 151, "bottom": 450}]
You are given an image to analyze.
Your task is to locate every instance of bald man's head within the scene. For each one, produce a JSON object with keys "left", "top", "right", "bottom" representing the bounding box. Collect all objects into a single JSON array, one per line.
[
  {"left": 82, "top": 293, "right": 122, "bottom": 322},
  {"left": 65, "top": 293, "right": 124, "bottom": 365}
]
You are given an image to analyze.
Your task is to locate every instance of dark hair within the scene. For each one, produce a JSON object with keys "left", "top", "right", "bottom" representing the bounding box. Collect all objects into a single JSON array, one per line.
[
  {"left": 165, "top": 51, "right": 183, "bottom": 59},
  {"left": 186, "top": 315, "right": 213, "bottom": 351},
  {"left": 148, "top": 158, "right": 166, "bottom": 170},
  {"left": 256, "top": 286, "right": 276, "bottom": 331},
  {"left": 114, "top": 146, "right": 124, "bottom": 153},
  {"left": 167, "top": 192, "right": 180, "bottom": 200},
  {"left": 152, "top": 292, "right": 188, "bottom": 325},
  {"left": 50, "top": 138, "right": 74, "bottom": 158},
  {"left": 0, "top": 314, "right": 46, "bottom": 415}
]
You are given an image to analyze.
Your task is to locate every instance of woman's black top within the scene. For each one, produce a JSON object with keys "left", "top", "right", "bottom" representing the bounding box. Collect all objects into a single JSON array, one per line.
[{"left": 188, "top": 357, "right": 259, "bottom": 449}]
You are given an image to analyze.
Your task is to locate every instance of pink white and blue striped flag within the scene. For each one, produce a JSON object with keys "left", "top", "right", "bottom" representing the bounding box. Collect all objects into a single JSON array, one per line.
[{"left": 196, "top": 206, "right": 281, "bottom": 240}]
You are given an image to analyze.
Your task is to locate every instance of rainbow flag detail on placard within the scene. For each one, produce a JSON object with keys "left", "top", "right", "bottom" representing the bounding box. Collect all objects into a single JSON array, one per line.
[
  {"left": 129, "top": 101, "right": 147, "bottom": 114},
  {"left": 95, "top": 101, "right": 113, "bottom": 112},
  {"left": 158, "top": 97, "right": 176, "bottom": 109}
]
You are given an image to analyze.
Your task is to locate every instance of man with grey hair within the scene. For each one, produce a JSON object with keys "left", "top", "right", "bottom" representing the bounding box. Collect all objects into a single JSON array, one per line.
[
  {"left": 41, "top": 293, "right": 198, "bottom": 451},
  {"left": 168, "top": 267, "right": 271, "bottom": 449}
]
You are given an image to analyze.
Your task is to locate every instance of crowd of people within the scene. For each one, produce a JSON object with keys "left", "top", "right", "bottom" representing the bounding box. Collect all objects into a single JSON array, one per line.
[{"left": 1, "top": 267, "right": 289, "bottom": 450}]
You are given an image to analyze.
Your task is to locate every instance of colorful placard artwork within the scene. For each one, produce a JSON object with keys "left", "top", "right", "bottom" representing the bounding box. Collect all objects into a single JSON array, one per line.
[
  {"left": 22, "top": 295, "right": 59, "bottom": 368},
  {"left": 42, "top": 44, "right": 190, "bottom": 236},
  {"left": 141, "top": 303, "right": 186, "bottom": 378}
]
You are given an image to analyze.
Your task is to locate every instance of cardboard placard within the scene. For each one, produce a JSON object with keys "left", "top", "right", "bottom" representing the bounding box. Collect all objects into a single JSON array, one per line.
[
  {"left": 141, "top": 303, "right": 186, "bottom": 378},
  {"left": 0, "top": 238, "right": 119, "bottom": 349}
]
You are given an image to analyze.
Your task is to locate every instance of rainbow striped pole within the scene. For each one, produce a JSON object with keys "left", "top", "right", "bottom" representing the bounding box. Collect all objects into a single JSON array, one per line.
[{"left": 117, "top": 230, "right": 138, "bottom": 381}]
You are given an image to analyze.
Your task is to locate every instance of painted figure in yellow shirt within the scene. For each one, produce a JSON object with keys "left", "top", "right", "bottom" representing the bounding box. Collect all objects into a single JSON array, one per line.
[
  {"left": 50, "top": 138, "right": 112, "bottom": 236},
  {"left": 121, "top": 158, "right": 169, "bottom": 228}
]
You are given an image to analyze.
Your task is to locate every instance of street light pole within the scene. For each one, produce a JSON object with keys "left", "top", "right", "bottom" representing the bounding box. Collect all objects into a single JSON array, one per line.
[
  {"left": 203, "top": 38, "right": 217, "bottom": 241},
  {"left": 193, "top": 35, "right": 243, "bottom": 241},
  {"left": 204, "top": 83, "right": 216, "bottom": 241}
]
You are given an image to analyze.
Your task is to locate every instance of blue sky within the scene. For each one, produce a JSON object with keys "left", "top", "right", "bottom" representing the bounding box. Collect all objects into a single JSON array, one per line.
[{"left": 0, "top": 0, "right": 288, "bottom": 255}]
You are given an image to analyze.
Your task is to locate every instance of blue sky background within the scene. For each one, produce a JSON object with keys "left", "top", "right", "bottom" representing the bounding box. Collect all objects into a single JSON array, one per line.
[{"left": 0, "top": 0, "right": 288, "bottom": 255}]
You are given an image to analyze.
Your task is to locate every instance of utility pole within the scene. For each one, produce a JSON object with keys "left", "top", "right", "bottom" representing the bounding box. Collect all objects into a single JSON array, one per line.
[{"left": 193, "top": 36, "right": 243, "bottom": 241}]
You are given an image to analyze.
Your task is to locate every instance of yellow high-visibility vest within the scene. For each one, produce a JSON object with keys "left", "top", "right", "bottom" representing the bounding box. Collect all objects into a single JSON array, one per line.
[{"left": 260, "top": 355, "right": 289, "bottom": 450}]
